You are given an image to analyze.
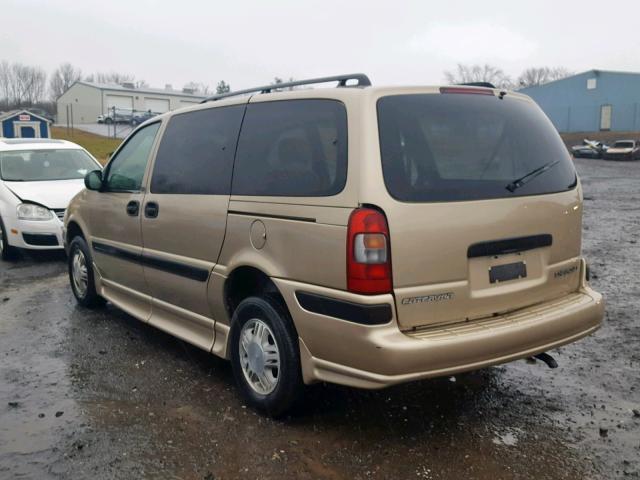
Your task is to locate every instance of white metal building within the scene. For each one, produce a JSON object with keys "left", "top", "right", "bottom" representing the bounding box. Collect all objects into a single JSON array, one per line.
[{"left": 56, "top": 81, "right": 206, "bottom": 124}]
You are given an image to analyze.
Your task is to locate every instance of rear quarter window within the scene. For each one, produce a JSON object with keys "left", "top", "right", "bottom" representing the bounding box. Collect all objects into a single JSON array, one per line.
[
  {"left": 377, "top": 93, "right": 576, "bottom": 202},
  {"left": 232, "top": 99, "right": 347, "bottom": 197}
]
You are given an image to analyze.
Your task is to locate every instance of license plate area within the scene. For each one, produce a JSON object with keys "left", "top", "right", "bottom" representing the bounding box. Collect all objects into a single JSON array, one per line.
[{"left": 489, "top": 261, "right": 527, "bottom": 284}]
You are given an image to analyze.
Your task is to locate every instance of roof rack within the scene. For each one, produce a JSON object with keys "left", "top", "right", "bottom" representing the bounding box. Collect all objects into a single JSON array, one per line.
[
  {"left": 459, "top": 82, "right": 496, "bottom": 88},
  {"left": 201, "top": 73, "right": 372, "bottom": 103}
]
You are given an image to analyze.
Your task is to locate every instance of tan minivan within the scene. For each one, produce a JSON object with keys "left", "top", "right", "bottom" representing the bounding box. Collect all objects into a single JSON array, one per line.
[{"left": 64, "top": 74, "right": 604, "bottom": 416}]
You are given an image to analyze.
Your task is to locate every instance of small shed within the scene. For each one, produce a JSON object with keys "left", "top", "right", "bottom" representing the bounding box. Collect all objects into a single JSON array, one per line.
[{"left": 0, "top": 110, "right": 51, "bottom": 139}]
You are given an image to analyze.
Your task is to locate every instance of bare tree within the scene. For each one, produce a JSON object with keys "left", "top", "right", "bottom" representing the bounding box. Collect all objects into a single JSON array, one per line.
[
  {"left": 517, "top": 67, "right": 572, "bottom": 88},
  {"left": 0, "top": 61, "right": 47, "bottom": 107},
  {"left": 27, "top": 67, "right": 47, "bottom": 104},
  {"left": 216, "top": 80, "right": 231, "bottom": 94},
  {"left": 0, "top": 61, "right": 11, "bottom": 108},
  {"left": 183, "top": 81, "right": 210, "bottom": 95},
  {"left": 85, "top": 72, "right": 134, "bottom": 85},
  {"left": 49, "top": 63, "right": 82, "bottom": 100},
  {"left": 444, "top": 64, "right": 512, "bottom": 89},
  {"left": 271, "top": 76, "right": 298, "bottom": 91}
]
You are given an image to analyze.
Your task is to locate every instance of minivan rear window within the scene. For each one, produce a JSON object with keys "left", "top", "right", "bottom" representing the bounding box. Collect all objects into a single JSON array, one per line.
[
  {"left": 377, "top": 94, "right": 576, "bottom": 202},
  {"left": 232, "top": 99, "right": 347, "bottom": 197}
]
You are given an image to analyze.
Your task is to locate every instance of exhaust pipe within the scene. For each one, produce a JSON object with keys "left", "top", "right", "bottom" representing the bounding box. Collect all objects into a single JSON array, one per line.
[{"left": 530, "top": 352, "right": 558, "bottom": 369}]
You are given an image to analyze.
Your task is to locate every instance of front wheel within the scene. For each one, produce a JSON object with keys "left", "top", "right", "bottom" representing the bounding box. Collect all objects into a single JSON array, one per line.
[
  {"left": 68, "top": 236, "right": 104, "bottom": 308},
  {"left": 0, "top": 216, "right": 19, "bottom": 260},
  {"left": 229, "top": 296, "right": 303, "bottom": 417}
]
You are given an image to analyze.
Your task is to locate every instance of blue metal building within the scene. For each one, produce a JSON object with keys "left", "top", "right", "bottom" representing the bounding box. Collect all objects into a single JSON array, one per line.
[
  {"left": 0, "top": 109, "right": 51, "bottom": 138},
  {"left": 519, "top": 70, "right": 640, "bottom": 133}
]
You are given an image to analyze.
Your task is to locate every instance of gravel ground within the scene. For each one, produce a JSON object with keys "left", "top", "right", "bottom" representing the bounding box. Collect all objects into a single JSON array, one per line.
[{"left": 0, "top": 158, "right": 638, "bottom": 480}]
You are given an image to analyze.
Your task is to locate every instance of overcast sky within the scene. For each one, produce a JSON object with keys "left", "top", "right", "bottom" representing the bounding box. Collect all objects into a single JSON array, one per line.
[{"left": 1, "top": 0, "right": 639, "bottom": 91}]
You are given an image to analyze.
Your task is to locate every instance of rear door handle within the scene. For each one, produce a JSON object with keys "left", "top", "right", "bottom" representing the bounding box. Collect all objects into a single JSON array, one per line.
[
  {"left": 144, "top": 201, "right": 159, "bottom": 218},
  {"left": 126, "top": 200, "right": 139, "bottom": 216}
]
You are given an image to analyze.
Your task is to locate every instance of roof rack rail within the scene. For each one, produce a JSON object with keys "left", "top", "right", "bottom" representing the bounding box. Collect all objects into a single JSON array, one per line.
[
  {"left": 201, "top": 73, "right": 372, "bottom": 103},
  {"left": 459, "top": 82, "right": 496, "bottom": 88}
]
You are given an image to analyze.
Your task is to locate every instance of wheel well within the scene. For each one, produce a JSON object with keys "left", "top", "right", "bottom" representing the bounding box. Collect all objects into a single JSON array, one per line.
[
  {"left": 224, "top": 266, "right": 287, "bottom": 320},
  {"left": 66, "top": 221, "right": 84, "bottom": 243}
]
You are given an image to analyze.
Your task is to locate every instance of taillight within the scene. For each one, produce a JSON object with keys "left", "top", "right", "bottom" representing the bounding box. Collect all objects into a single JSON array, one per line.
[{"left": 347, "top": 208, "right": 392, "bottom": 295}]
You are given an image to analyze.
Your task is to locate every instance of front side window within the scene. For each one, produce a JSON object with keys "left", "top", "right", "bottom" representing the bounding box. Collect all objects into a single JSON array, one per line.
[
  {"left": 377, "top": 93, "right": 576, "bottom": 202},
  {"left": 0, "top": 149, "right": 98, "bottom": 182},
  {"left": 151, "top": 106, "right": 244, "bottom": 195},
  {"left": 232, "top": 99, "right": 348, "bottom": 197},
  {"left": 105, "top": 122, "right": 161, "bottom": 191}
]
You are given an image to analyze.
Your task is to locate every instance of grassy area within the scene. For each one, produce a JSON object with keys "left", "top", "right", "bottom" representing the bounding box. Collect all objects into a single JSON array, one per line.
[{"left": 51, "top": 126, "right": 121, "bottom": 165}]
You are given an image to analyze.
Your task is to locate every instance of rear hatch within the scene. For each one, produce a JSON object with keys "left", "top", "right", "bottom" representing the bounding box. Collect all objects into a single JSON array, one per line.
[{"left": 376, "top": 89, "right": 583, "bottom": 330}]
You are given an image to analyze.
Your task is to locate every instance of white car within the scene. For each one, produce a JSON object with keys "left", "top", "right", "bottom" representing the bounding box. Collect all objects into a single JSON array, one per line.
[{"left": 0, "top": 138, "right": 102, "bottom": 259}]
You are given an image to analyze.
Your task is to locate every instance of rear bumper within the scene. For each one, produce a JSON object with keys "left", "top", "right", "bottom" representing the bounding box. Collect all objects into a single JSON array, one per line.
[{"left": 274, "top": 278, "right": 604, "bottom": 389}]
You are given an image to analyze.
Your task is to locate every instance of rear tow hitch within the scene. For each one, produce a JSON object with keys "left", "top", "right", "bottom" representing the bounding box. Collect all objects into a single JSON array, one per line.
[{"left": 529, "top": 352, "right": 558, "bottom": 369}]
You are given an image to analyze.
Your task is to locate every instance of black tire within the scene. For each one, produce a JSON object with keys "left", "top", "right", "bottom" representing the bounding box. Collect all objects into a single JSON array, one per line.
[
  {"left": 68, "top": 236, "right": 104, "bottom": 308},
  {"left": 0, "top": 216, "right": 19, "bottom": 260},
  {"left": 229, "top": 296, "right": 303, "bottom": 417},
  {"left": 104, "top": 117, "right": 113, "bottom": 125}
]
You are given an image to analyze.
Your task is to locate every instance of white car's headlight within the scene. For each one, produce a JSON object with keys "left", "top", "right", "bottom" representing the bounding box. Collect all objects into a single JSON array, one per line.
[{"left": 16, "top": 203, "right": 54, "bottom": 221}]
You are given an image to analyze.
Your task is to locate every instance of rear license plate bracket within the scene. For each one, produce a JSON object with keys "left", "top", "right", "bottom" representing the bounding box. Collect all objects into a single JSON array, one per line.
[{"left": 489, "top": 261, "right": 527, "bottom": 284}]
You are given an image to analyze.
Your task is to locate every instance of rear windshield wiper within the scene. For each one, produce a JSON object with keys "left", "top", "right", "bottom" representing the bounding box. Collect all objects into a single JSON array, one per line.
[{"left": 505, "top": 160, "right": 561, "bottom": 192}]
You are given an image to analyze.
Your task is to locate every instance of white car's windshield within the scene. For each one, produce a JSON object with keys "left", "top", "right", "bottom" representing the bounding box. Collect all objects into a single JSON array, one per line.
[
  {"left": 613, "top": 141, "right": 634, "bottom": 148},
  {"left": 0, "top": 149, "right": 97, "bottom": 182}
]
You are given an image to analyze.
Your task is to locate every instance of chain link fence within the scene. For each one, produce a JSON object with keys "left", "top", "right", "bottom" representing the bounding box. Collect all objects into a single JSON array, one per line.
[{"left": 56, "top": 104, "right": 161, "bottom": 139}]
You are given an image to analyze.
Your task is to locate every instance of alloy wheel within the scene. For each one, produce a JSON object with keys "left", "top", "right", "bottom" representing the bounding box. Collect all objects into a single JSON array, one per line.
[
  {"left": 71, "top": 248, "right": 89, "bottom": 297},
  {"left": 239, "top": 318, "right": 281, "bottom": 395}
]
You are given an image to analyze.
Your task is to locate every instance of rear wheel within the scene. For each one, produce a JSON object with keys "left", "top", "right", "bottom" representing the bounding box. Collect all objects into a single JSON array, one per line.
[
  {"left": 229, "top": 296, "right": 303, "bottom": 417},
  {"left": 0, "top": 216, "right": 19, "bottom": 260},
  {"left": 68, "top": 236, "right": 104, "bottom": 308}
]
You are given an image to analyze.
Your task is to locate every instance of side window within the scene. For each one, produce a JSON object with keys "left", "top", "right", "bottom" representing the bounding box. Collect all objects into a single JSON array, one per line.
[
  {"left": 150, "top": 106, "right": 244, "bottom": 194},
  {"left": 232, "top": 99, "right": 348, "bottom": 197},
  {"left": 105, "top": 122, "right": 160, "bottom": 191}
]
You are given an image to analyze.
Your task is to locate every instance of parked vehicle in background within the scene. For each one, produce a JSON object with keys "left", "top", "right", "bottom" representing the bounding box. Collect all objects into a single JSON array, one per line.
[
  {"left": 130, "top": 110, "right": 158, "bottom": 126},
  {"left": 64, "top": 74, "right": 604, "bottom": 416},
  {"left": 100, "top": 108, "right": 134, "bottom": 125},
  {"left": 603, "top": 140, "right": 640, "bottom": 161},
  {"left": 571, "top": 139, "right": 608, "bottom": 159},
  {"left": 0, "top": 138, "right": 102, "bottom": 259}
]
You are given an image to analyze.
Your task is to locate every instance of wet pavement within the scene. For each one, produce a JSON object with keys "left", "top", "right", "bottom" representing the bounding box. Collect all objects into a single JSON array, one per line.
[{"left": 1, "top": 158, "right": 639, "bottom": 479}]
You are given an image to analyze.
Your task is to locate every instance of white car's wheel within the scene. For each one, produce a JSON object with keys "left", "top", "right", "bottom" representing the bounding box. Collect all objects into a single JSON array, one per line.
[{"left": 0, "top": 216, "right": 19, "bottom": 260}]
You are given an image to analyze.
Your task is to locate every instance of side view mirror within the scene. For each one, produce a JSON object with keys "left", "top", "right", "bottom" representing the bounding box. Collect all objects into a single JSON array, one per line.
[{"left": 85, "top": 170, "right": 104, "bottom": 191}]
